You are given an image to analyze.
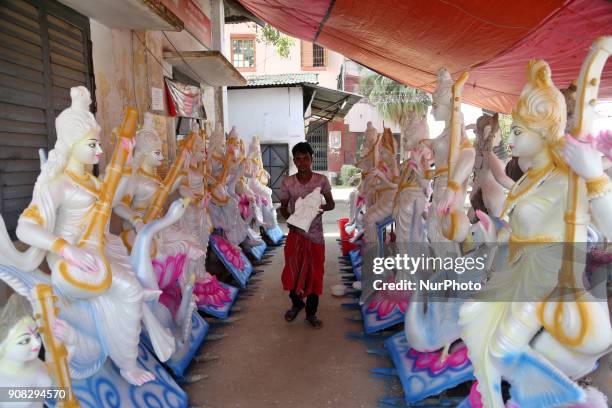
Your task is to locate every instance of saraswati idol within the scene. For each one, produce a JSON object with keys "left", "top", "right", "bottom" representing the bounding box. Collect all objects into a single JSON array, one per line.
[
  {"left": 0, "top": 87, "right": 173, "bottom": 386},
  {"left": 460, "top": 39, "right": 612, "bottom": 408},
  {"left": 178, "top": 127, "right": 235, "bottom": 311}
]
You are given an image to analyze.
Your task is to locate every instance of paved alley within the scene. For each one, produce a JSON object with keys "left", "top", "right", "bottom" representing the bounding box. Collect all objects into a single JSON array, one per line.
[{"left": 185, "top": 190, "right": 385, "bottom": 408}]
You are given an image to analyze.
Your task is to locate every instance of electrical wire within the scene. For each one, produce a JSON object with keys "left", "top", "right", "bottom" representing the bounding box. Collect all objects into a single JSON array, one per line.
[
  {"left": 132, "top": 31, "right": 173, "bottom": 78},
  {"left": 162, "top": 31, "right": 206, "bottom": 84}
]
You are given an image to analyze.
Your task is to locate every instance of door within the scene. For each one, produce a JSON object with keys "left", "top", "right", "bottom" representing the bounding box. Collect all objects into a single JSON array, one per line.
[
  {"left": 305, "top": 122, "right": 328, "bottom": 171},
  {"left": 0, "top": 0, "right": 93, "bottom": 238},
  {"left": 260, "top": 143, "right": 289, "bottom": 202}
]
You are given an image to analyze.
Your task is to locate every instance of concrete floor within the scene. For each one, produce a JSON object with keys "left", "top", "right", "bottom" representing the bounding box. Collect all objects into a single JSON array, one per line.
[{"left": 185, "top": 190, "right": 386, "bottom": 408}]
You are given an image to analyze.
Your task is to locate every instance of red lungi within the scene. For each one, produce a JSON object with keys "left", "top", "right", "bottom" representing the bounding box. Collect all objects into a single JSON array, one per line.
[{"left": 281, "top": 230, "right": 325, "bottom": 297}]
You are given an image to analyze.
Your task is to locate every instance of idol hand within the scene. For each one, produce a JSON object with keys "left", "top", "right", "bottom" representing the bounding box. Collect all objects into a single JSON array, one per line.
[{"left": 60, "top": 245, "right": 99, "bottom": 274}]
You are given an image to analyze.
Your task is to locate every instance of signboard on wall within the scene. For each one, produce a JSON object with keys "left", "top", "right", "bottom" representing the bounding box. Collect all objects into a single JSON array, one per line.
[
  {"left": 329, "top": 130, "right": 341, "bottom": 149},
  {"left": 161, "top": 0, "right": 212, "bottom": 48}
]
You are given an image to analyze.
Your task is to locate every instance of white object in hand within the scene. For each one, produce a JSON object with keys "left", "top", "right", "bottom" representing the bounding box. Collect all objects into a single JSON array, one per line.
[{"left": 287, "top": 187, "right": 322, "bottom": 232}]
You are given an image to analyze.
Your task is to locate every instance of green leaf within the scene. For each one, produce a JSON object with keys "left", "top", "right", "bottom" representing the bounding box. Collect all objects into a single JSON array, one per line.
[
  {"left": 357, "top": 67, "right": 431, "bottom": 125},
  {"left": 257, "top": 24, "right": 295, "bottom": 59}
]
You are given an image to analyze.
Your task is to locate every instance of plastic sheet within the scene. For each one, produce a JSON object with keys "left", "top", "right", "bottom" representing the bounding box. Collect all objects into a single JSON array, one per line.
[{"left": 238, "top": 0, "right": 612, "bottom": 112}]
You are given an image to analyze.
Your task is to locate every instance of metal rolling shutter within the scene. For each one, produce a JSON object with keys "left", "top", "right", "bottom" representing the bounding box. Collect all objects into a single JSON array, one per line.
[{"left": 0, "top": 0, "right": 94, "bottom": 238}]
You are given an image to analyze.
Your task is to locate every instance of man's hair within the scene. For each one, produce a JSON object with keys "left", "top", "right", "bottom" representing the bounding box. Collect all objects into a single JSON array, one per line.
[{"left": 292, "top": 142, "right": 314, "bottom": 157}]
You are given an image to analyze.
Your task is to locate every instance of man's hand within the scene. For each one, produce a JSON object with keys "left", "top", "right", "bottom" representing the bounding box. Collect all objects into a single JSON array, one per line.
[
  {"left": 320, "top": 190, "right": 335, "bottom": 212},
  {"left": 279, "top": 198, "right": 291, "bottom": 219}
]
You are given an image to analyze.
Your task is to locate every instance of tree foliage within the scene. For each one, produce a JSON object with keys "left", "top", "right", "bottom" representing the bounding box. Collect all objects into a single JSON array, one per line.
[
  {"left": 358, "top": 68, "right": 431, "bottom": 126},
  {"left": 498, "top": 113, "right": 513, "bottom": 142},
  {"left": 257, "top": 24, "right": 294, "bottom": 59}
]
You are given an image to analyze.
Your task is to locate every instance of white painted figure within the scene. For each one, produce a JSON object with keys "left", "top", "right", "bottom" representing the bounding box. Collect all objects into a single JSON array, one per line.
[{"left": 0, "top": 295, "right": 51, "bottom": 408}]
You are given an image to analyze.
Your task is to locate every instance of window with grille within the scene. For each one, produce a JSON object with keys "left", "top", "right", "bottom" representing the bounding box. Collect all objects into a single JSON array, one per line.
[
  {"left": 306, "top": 124, "right": 328, "bottom": 171},
  {"left": 312, "top": 43, "right": 325, "bottom": 67},
  {"left": 231, "top": 37, "right": 255, "bottom": 68}
]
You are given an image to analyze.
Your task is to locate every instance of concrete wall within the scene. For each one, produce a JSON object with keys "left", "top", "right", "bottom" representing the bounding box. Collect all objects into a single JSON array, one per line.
[{"left": 227, "top": 86, "right": 305, "bottom": 174}]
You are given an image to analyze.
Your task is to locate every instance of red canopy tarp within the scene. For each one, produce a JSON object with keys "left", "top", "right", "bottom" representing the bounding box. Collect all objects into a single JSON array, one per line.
[{"left": 238, "top": 0, "right": 612, "bottom": 113}]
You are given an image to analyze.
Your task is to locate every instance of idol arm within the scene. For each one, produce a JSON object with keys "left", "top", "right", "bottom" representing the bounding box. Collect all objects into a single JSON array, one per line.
[
  {"left": 450, "top": 146, "right": 476, "bottom": 186},
  {"left": 111, "top": 173, "right": 132, "bottom": 207},
  {"left": 16, "top": 181, "right": 64, "bottom": 252},
  {"left": 372, "top": 169, "right": 398, "bottom": 189},
  {"left": 170, "top": 174, "right": 184, "bottom": 194},
  {"left": 589, "top": 188, "right": 612, "bottom": 239},
  {"left": 179, "top": 183, "right": 195, "bottom": 200},
  {"left": 487, "top": 151, "right": 515, "bottom": 189},
  {"left": 113, "top": 200, "right": 139, "bottom": 225},
  {"left": 112, "top": 176, "right": 140, "bottom": 225}
]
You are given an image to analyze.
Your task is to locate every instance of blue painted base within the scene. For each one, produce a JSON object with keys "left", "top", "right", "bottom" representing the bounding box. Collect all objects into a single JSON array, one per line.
[
  {"left": 210, "top": 235, "right": 253, "bottom": 288},
  {"left": 353, "top": 264, "right": 362, "bottom": 281},
  {"left": 361, "top": 303, "right": 405, "bottom": 334},
  {"left": 47, "top": 343, "right": 188, "bottom": 408},
  {"left": 376, "top": 215, "right": 394, "bottom": 257},
  {"left": 244, "top": 242, "right": 267, "bottom": 260},
  {"left": 165, "top": 312, "right": 208, "bottom": 379},
  {"left": 349, "top": 249, "right": 361, "bottom": 267},
  {"left": 265, "top": 225, "right": 285, "bottom": 245},
  {"left": 384, "top": 332, "right": 474, "bottom": 404},
  {"left": 141, "top": 311, "right": 208, "bottom": 379},
  {"left": 198, "top": 282, "right": 239, "bottom": 319}
]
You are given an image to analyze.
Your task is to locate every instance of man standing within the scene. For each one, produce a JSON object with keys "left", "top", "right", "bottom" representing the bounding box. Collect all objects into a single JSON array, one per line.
[{"left": 279, "top": 142, "right": 335, "bottom": 328}]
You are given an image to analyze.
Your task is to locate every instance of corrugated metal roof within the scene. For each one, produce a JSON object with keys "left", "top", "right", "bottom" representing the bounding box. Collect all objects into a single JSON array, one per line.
[{"left": 240, "top": 73, "right": 319, "bottom": 87}]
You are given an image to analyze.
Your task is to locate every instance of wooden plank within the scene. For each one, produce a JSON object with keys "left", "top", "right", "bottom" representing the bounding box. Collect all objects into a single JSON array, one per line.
[
  {"left": 50, "top": 51, "right": 85, "bottom": 73},
  {"left": 0, "top": 7, "right": 39, "bottom": 35},
  {"left": 2, "top": 185, "right": 33, "bottom": 199},
  {"left": 3, "top": 0, "right": 38, "bottom": 21},
  {"left": 47, "top": 19, "right": 82, "bottom": 43},
  {"left": 0, "top": 171, "right": 38, "bottom": 186},
  {"left": 0, "top": 132, "right": 47, "bottom": 147},
  {"left": 53, "top": 96, "right": 70, "bottom": 111},
  {"left": 0, "top": 146, "right": 39, "bottom": 160},
  {"left": 49, "top": 42, "right": 83, "bottom": 64},
  {"left": 0, "top": 102, "right": 46, "bottom": 123},
  {"left": 0, "top": 72, "right": 44, "bottom": 95},
  {"left": 51, "top": 74, "right": 83, "bottom": 89},
  {"left": 51, "top": 62, "right": 85, "bottom": 82},
  {"left": 3, "top": 197, "right": 31, "bottom": 212},
  {"left": 48, "top": 30, "right": 82, "bottom": 53},
  {"left": 0, "top": 160, "right": 40, "bottom": 172},
  {"left": 0, "top": 86, "right": 45, "bottom": 109},
  {"left": 0, "top": 18, "right": 42, "bottom": 46},
  {"left": 0, "top": 60, "right": 44, "bottom": 83},
  {"left": 46, "top": 14, "right": 81, "bottom": 37},
  {"left": 52, "top": 85, "right": 70, "bottom": 99},
  {"left": 37, "top": 0, "right": 55, "bottom": 151},
  {"left": 0, "top": 5, "right": 39, "bottom": 33},
  {"left": 0, "top": 45, "right": 44, "bottom": 72},
  {"left": 1, "top": 211, "right": 20, "bottom": 232},
  {"left": 0, "top": 31, "right": 42, "bottom": 59},
  {"left": 0, "top": 118, "right": 46, "bottom": 134},
  {"left": 45, "top": 0, "right": 89, "bottom": 29}
]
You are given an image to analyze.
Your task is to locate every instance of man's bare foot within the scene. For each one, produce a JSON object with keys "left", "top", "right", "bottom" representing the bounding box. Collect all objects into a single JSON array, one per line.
[{"left": 120, "top": 367, "right": 155, "bottom": 386}]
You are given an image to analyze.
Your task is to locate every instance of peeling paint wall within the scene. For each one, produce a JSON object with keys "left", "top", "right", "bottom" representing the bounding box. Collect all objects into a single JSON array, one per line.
[
  {"left": 91, "top": 22, "right": 176, "bottom": 171},
  {"left": 90, "top": 20, "right": 136, "bottom": 170},
  {"left": 91, "top": 21, "right": 177, "bottom": 233}
]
